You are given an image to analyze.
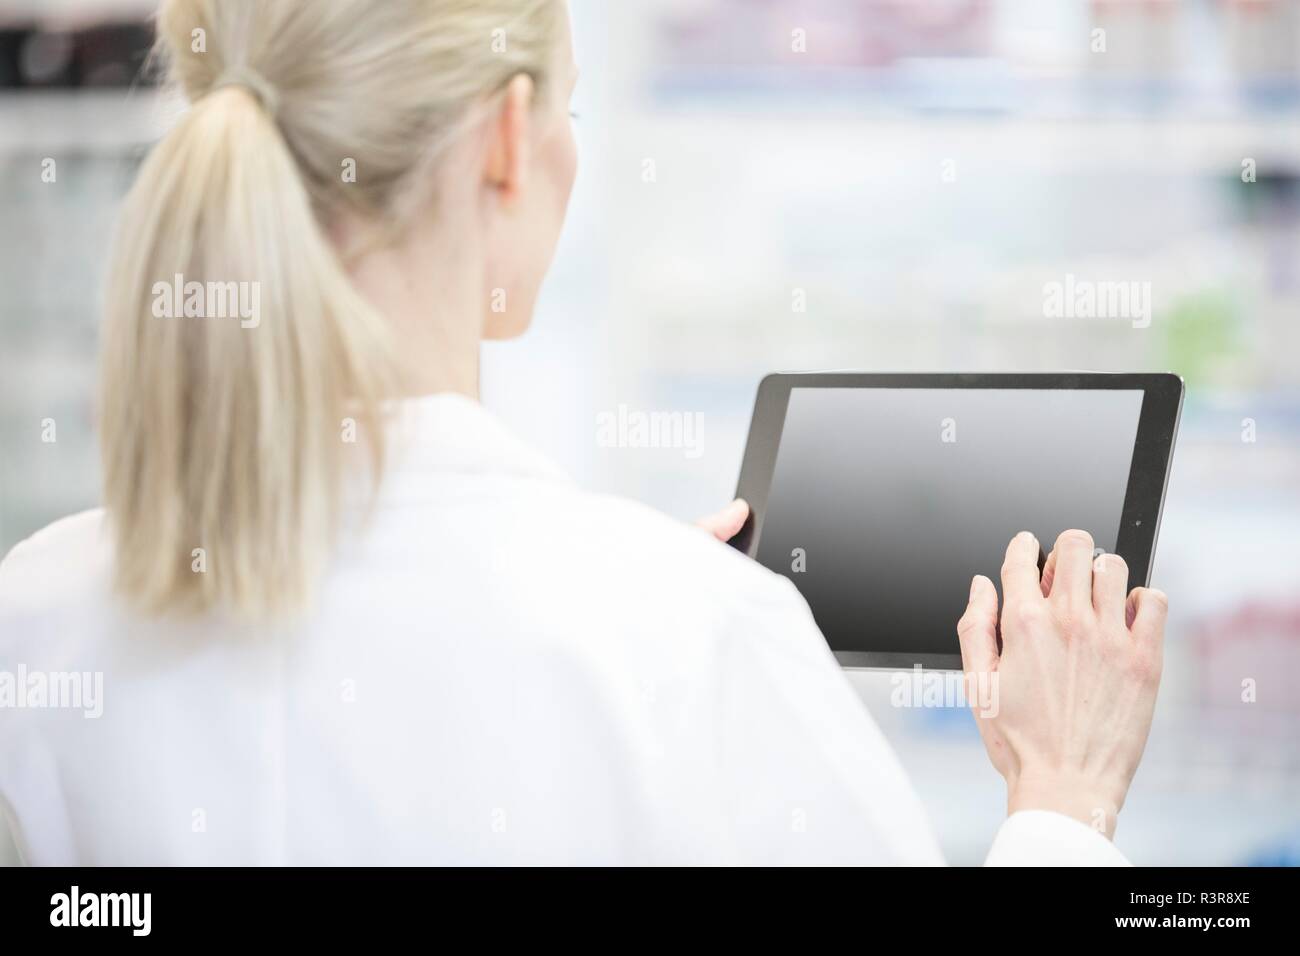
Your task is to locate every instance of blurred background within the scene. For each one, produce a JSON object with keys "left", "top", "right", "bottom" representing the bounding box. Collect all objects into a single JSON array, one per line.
[{"left": 1, "top": 0, "right": 1298, "bottom": 865}]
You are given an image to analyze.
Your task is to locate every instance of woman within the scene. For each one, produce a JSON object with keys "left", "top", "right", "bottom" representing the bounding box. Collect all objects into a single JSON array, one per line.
[{"left": 0, "top": 0, "right": 1166, "bottom": 865}]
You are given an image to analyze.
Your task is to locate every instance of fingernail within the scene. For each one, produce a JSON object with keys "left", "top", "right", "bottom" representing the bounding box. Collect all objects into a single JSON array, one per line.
[{"left": 970, "top": 576, "right": 980, "bottom": 601}]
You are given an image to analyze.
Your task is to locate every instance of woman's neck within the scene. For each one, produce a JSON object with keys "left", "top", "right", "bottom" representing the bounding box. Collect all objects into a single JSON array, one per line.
[{"left": 338, "top": 215, "right": 485, "bottom": 401}]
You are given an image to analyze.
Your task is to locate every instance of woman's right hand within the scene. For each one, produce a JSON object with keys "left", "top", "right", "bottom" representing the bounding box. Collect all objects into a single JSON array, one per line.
[{"left": 956, "top": 529, "right": 1168, "bottom": 838}]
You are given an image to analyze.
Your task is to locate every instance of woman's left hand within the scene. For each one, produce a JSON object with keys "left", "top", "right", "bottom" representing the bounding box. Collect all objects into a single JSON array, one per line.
[{"left": 695, "top": 499, "right": 749, "bottom": 543}]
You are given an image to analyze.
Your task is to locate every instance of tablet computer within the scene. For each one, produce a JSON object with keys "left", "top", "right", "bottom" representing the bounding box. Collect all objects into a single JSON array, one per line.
[{"left": 731, "top": 372, "right": 1183, "bottom": 670}]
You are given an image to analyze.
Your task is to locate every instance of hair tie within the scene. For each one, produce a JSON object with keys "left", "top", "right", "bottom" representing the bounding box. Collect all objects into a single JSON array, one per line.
[{"left": 211, "top": 66, "right": 279, "bottom": 117}]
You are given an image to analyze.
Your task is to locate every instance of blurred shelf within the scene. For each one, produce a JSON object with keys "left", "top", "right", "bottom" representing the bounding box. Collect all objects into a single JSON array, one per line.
[
  {"left": 650, "top": 68, "right": 1300, "bottom": 121},
  {"left": 0, "top": 89, "right": 172, "bottom": 152},
  {"left": 616, "top": 112, "right": 1300, "bottom": 174},
  {"left": 0, "top": 0, "right": 155, "bottom": 29}
]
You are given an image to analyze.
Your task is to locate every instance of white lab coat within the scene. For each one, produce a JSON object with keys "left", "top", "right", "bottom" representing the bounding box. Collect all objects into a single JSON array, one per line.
[{"left": 0, "top": 394, "right": 1126, "bottom": 865}]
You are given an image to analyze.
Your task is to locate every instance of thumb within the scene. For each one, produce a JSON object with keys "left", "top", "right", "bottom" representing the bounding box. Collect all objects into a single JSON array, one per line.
[
  {"left": 695, "top": 498, "right": 749, "bottom": 542},
  {"left": 1126, "top": 586, "right": 1168, "bottom": 640},
  {"left": 957, "top": 574, "right": 1000, "bottom": 674}
]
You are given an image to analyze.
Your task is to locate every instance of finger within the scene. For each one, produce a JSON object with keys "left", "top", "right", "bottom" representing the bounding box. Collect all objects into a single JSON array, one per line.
[
  {"left": 1126, "top": 586, "right": 1168, "bottom": 641},
  {"left": 1000, "top": 531, "right": 1044, "bottom": 607},
  {"left": 1091, "top": 552, "right": 1129, "bottom": 624},
  {"left": 696, "top": 498, "right": 749, "bottom": 542},
  {"left": 1049, "top": 529, "right": 1095, "bottom": 609},
  {"left": 957, "top": 574, "right": 1000, "bottom": 674},
  {"left": 1086, "top": 548, "right": 1128, "bottom": 624}
]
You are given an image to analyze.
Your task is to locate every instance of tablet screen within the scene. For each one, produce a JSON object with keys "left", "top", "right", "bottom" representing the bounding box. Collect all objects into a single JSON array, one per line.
[{"left": 755, "top": 388, "right": 1144, "bottom": 658}]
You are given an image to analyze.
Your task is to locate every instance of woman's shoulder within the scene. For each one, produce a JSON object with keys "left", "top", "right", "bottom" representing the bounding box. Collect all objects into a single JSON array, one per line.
[
  {"left": 0, "top": 508, "right": 110, "bottom": 604},
  {"left": 0, "top": 509, "right": 112, "bottom": 672},
  {"left": 541, "top": 489, "right": 818, "bottom": 622}
]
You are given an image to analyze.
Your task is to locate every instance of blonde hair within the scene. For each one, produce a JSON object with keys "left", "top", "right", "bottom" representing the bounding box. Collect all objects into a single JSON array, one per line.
[{"left": 100, "top": 0, "right": 561, "bottom": 619}]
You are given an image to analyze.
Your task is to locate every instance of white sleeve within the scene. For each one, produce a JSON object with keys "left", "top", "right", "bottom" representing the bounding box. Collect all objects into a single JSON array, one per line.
[
  {"left": 985, "top": 810, "right": 1132, "bottom": 866},
  {"left": 714, "top": 574, "right": 946, "bottom": 865}
]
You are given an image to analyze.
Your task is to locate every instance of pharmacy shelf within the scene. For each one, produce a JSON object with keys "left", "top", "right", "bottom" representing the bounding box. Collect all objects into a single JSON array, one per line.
[{"left": 0, "top": 89, "right": 170, "bottom": 153}]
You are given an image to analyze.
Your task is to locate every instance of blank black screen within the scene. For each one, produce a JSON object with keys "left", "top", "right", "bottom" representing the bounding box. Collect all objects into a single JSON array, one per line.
[{"left": 755, "top": 388, "right": 1143, "bottom": 656}]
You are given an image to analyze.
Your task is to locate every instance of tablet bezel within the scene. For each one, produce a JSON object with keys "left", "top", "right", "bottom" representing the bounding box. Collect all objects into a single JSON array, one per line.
[{"left": 730, "top": 372, "right": 1184, "bottom": 671}]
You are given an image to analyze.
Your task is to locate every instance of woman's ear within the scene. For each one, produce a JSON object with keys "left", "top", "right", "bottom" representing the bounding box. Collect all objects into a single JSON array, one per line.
[{"left": 484, "top": 73, "right": 535, "bottom": 204}]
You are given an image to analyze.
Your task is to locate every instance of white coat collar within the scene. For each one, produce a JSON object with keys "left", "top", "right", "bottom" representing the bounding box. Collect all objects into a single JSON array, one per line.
[{"left": 382, "top": 392, "right": 571, "bottom": 487}]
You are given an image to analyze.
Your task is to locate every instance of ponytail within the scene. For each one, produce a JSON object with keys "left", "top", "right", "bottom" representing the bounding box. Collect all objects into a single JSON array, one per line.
[
  {"left": 99, "top": 84, "right": 394, "bottom": 619},
  {"left": 100, "top": 0, "right": 561, "bottom": 620}
]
